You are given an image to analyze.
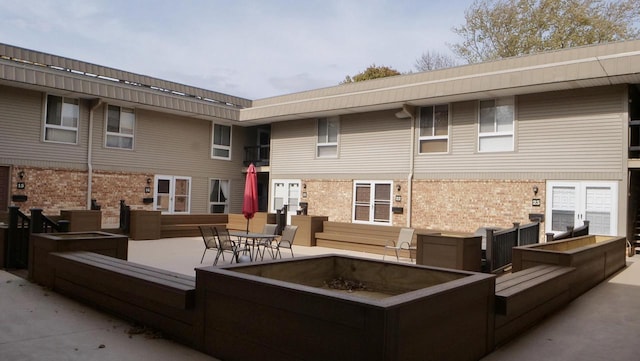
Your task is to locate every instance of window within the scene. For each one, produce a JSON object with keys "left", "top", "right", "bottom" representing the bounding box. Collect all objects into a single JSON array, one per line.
[
  {"left": 317, "top": 117, "right": 339, "bottom": 158},
  {"left": 478, "top": 97, "right": 514, "bottom": 152},
  {"left": 106, "top": 105, "right": 135, "bottom": 149},
  {"left": 353, "top": 181, "right": 392, "bottom": 224},
  {"left": 44, "top": 95, "right": 79, "bottom": 144},
  {"left": 212, "top": 124, "right": 232, "bottom": 159},
  {"left": 209, "top": 179, "right": 229, "bottom": 213},
  {"left": 419, "top": 104, "right": 449, "bottom": 153}
]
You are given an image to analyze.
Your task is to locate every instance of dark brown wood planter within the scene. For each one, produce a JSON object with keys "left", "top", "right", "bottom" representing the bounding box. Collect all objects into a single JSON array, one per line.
[
  {"left": 195, "top": 255, "right": 495, "bottom": 361},
  {"left": 512, "top": 235, "right": 627, "bottom": 298},
  {"left": 29, "top": 231, "right": 128, "bottom": 287}
]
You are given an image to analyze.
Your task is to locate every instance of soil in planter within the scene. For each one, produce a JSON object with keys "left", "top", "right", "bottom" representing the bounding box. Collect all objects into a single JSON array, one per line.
[{"left": 322, "top": 277, "right": 397, "bottom": 300}]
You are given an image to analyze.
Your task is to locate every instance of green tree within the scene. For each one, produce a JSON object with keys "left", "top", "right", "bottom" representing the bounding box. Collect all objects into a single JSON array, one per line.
[
  {"left": 414, "top": 50, "right": 459, "bottom": 71},
  {"left": 451, "top": 0, "right": 640, "bottom": 63},
  {"left": 341, "top": 64, "right": 401, "bottom": 84}
]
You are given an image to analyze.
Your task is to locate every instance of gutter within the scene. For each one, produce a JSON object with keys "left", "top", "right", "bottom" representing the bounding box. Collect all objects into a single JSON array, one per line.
[{"left": 87, "top": 99, "right": 103, "bottom": 209}]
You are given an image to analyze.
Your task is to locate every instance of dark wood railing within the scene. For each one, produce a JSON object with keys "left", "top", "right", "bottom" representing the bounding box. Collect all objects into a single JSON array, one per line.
[
  {"left": 485, "top": 221, "right": 541, "bottom": 273},
  {"left": 5, "top": 207, "right": 69, "bottom": 269},
  {"left": 243, "top": 145, "right": 270, "bottom": 166},
  {"left": 546, "top": 220, "right": 590, "bottom": 242}
]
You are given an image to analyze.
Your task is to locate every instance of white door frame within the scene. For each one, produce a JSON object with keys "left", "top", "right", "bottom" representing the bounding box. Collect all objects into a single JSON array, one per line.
[
  {"left": 270, "top": 179, "right": 301, "bottom": 223},
  {"left": 154, "top": 175, "right": 192, "bottom": 214},
  {"left": 546, "top": 180, "right": 618, "bottom": 236}
]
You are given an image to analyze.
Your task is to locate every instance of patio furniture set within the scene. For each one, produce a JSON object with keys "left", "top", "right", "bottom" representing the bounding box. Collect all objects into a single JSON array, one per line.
[{"left": 199, "top": 224, "right": 298, "bottom": 265}]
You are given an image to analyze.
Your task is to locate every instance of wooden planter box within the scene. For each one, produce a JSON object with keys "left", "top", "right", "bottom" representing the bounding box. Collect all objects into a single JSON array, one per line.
[
  {"left": 60, "top": 210, "right": 102, "bottom": 232},
  {"left": 29, "top": 231, "right": 128, "bottom": 287},
  {"left": 290, "top": 215, "right": 328, "bottom": 246},
  {"left": 416, "top": 233, "right": 483, "bottom": 271},
  {"left": 512, "top": 235, "right": 627, "bottom": 298},
  {"left": 195, "top": 255, "right": 495, "bottom": 361},
  {"left": 130, "top": 210, "right": 161, "bottom": 240}
]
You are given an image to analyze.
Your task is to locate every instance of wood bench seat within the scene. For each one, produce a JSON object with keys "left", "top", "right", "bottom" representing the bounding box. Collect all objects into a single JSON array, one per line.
[
  {"left": 160, "top": 213, "right": 228, "bottom": 238},
  {"left": 494, "top": 264, "right": 575, "bottom": 345},
  {"left": 50, "top": 251, "right": 197, "bottom": 345},
  {"left": 314, "top": 221, "right": 414, "bottom": 256}
]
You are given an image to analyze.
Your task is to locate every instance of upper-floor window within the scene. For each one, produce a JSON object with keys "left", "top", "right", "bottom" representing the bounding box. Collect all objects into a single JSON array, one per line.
[
  {"left": 106, "top": 105, "right": 135, "bottom": 149},
  {"left": 478, "top": 97, "right": 514, "bottom": 152},
  {"left": 212, "top": 124, "right": 232, "bottom": 160},
  {"left": 209, "top": 179, "right": 229, "bottom": 213},
  {"left": 419, "top": 104, "right": 449, "bottom": 154},
  {"left": 317, "top": 117, "right": 339, "bottom": 158},
  {"left": 44, "top": 95, "right": 79, "bottom": 144},
  {"left": 353, "top": 181, "right": 392, "bottom": 224}
]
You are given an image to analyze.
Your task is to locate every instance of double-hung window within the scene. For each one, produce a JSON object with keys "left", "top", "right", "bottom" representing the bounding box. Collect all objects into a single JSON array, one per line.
[
  {"left": 353, "top": 181, "right": 392, "bottom": 224},
  {"left": 212, "top": 124, "right": 232, "bottom": 160},
  {"left": 106, "top": 105, "right": 135, "bottom": 149},
  {"left": 478, "top": 97, "right": 514, "bottom": 152},
  {"left": 419, "top": 104, "right": 449, "bottom": 153},
  {"left": 317, "top": 117, "right": 339, "bottom": 158},
  {"left": 44, "top": 95, "right": 79, "bottom": 144},
  {"left": 209, "top": 179, "right": 230, "bottom": 213}
]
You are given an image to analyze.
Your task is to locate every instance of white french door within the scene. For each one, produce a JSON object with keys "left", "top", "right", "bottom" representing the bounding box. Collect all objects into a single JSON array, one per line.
[
  {"left": 155, "top": 175, "right": 191, "bottom": 214},
  {"left": 546, "top": 181, "right": 618, "bottom": 236},
  {"left": 271, "top": 179, "right": 300, "bottom": 223}
]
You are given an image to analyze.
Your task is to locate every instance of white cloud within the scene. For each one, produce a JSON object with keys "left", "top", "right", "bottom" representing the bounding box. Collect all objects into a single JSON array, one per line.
[{"left": 0, "top": 0, "right": 470, "bottom": 99}]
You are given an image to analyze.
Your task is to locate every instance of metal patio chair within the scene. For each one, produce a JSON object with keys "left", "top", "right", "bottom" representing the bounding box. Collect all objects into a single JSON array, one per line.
[
  {"left": 264, "top": 225, "right": 298, "bottom": 259},
  {"left": 383, "top": 228, "right": 416, "bottom": 262},
  {"left": 213, "top": 226, "right": 248, "bottom": 265},
  {"left": 199, "top": 225, "right": 221, "bottom": 263}
]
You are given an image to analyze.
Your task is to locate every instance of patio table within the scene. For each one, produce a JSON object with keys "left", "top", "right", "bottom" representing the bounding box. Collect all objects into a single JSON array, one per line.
[{"left": 229, "top": 231, "right": 279, "bottom": 261}]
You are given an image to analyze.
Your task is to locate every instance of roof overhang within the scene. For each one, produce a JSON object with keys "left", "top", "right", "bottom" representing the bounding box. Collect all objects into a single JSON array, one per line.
[{"left": 239, "top": 40, "right": 640, "bottom": 123}]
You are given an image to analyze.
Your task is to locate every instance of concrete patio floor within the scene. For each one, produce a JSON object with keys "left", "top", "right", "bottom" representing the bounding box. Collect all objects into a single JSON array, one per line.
[{"left": 1, "top": 236, "right": 639, "bottom": 360}]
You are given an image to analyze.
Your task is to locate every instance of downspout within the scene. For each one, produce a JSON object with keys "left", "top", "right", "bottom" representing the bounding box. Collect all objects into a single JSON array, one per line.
[
  {"left": 407, "top": 107, "right": 415, "bottom": 228},
  {"left": 396, "top": 104, "right": 416, "bottom": 228},
  {"left": 87, "top": 99, "right": 103, "bottom": 209}
]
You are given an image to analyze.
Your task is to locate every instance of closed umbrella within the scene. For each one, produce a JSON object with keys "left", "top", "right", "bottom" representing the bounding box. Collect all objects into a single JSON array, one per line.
[{"left": 242, "top": 163, "right": 259, "bottom": 233}]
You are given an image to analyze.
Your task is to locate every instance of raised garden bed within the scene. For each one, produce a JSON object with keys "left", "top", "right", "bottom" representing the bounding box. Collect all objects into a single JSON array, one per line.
[
  {"left": 512, "top": 235, "right": 626, "bottom": 298},
  {"left": 195, "top": 255, "right": 495, "bottom": 361},
  {"left": 29, "top": 231, "right": 128, "bottom": 287}
]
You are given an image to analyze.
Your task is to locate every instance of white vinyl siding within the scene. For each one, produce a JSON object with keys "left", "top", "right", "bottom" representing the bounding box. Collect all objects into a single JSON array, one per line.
[
  {"left": 353, "top": 181, "right": 392, "bottom": 224},
  {"left": 317, "top": 117, "right": 339, "bottom": 158},
  {"left": 270, "top": 110, "right": 410, "bottom": 177},
  {"left": 478, "top": 97, "right": 514, "bottom": 152},
  {"left": 419, "top": 104, "right": 449, "bottom": 154},
  {"left": 212, "top": 123, "right": 232, "bottom": 160},
  {"left": 105, "top": 105, "right": 135, "bottom": 149},
  {"left": 44, "top": 95, "right": 78, "bottom": 144}
]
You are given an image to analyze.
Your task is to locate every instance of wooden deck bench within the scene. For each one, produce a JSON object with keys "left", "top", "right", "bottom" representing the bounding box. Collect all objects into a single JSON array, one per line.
[
  {"left": 315, "top": 221, "right": 416, "bottom": 256},
  {"left": 160, "top": 214, "right": 228, "bottom": 238},
  {"left": 494, "top": 264, "right": 575, "bottom": 345},
  {"left": 49, "top": 251, "right": 197, "bottom": 346}
]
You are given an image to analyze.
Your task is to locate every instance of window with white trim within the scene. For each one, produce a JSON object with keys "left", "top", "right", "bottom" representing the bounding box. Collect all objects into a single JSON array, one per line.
[
  {"left": 353, "top": 181, "right": 392, "bottom": 224},
  {"left": 478, "top": 97, "right": 514, "bottom": 152},
  {"left": 44, "top": 95, "right": 79, "bottom": 144},
  {"left": 317, "top": 117, "right": 339, "bottom": 158},
  {"left": 419, "top": 104, "right": 449, "bottom": 153},
  {"left": 212, "top": 124, "right": 232, "bottom": 160},
  {"left": 209, "top": 179, "right": 229, "bottom": 213},
  {"left": 105, "top": 105, "right": 135, "bottom": 149}
]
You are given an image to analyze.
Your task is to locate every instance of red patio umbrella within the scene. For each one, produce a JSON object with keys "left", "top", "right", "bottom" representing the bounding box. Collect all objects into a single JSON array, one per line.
[{"left": 242, "top": 163, "right": 259, "bottom": 233}]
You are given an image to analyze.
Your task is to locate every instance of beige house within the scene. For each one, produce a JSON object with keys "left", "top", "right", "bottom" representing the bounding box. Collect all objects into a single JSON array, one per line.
[{"left": 1, "top": 40, "right": 639, "bottom": 240}]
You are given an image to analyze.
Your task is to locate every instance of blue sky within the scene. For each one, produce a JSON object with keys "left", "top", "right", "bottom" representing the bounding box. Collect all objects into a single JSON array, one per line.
[{"left": 0, "top": 0, "right": 471, "bottom": 99}]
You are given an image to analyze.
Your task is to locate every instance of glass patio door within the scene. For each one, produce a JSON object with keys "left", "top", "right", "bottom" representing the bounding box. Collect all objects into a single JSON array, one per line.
[
  {"left": 271, "top": 179, "right": 300, "bottom": 223},
  {"left": 155, "top": 175, "right": 191, "bottom": 214},
  {"left": 546, "top": 181, "right": 618, "bottom": 236}
]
